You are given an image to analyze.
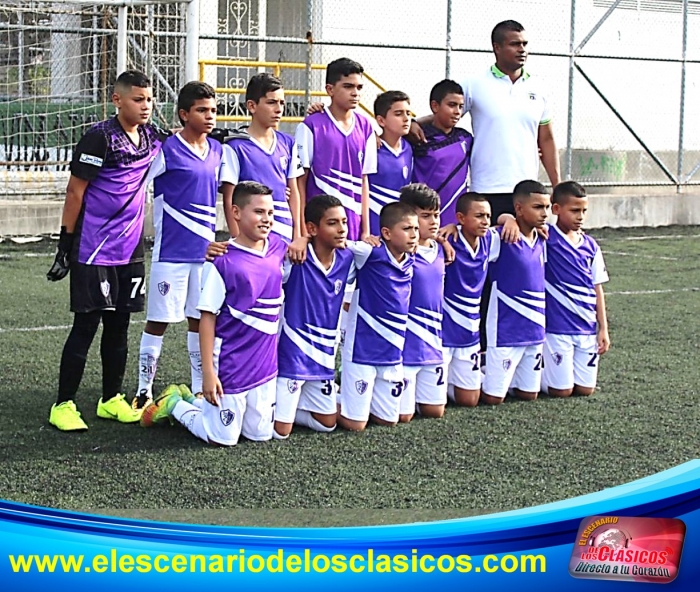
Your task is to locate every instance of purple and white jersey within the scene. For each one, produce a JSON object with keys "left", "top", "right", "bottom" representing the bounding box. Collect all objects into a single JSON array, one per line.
[
  {"left": 545, "top": 225, "right": 608, "bottom": 335},
  {"left": 486, "top": 230, "right": 546, "bottom": 348},
  {"left": 442, "top": 228, "right": 497, "bottom": 348},
  {"left": 296, "top": 111, "right": 377, "bottom": 240},
  {"left": 197, "top": 235, "right": 286, "bottom": 394},
  {"left": 278, "top": 245, "right": 356, "bottom": 380},
  {"left": 221, "top": 131, "right": 302, "bottom": 243},
  {"left": 70, "top": 117, "right": 165, "bottom": 265},
  {"left": 344, "top": 241, "right": 414, "bottom": 366},
  {"left": 411, "top": 124, "right": 472, "bottom": 227},
  {"left": 403, "top": 241, "right": 445, "bottom": 366},
  {"left": 149, "top": 134, "right": 222, "bottom": 263},
  {"left": 368, "top": 138, "right": 413, "bottom": 235}
]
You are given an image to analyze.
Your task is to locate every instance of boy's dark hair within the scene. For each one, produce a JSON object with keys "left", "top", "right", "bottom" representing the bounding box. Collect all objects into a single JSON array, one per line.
[
  {"left": 492, "top": 20, "right": 525, "bottom": 45},
  {"left": 326, "top": 58, "right": 364, "bottom": 85},
  {"left": 305, "top": 195, "right": 344, "bottom": 226},
  {"left": 114, "top": 70, "right": 151, "bottom": 92},
  {"left": 374, "top": 90, "right": 410, "bottom": 119},
  {"left": 177, "top": 81, "right": 216, "bottom": 125},
  {"left": 380, "top": 202, "right": 417, "bottom": 231},
  {"left": 429, "top": 79, "right": 463, "bottom": 105},
  {"left": 552, "top": 180, "right": 587, "bottom": 205},
  {"left": 232, "top": 181, "right": 273, "bottom": 208},
  {"left": 513, "top": 179, "right": 548, "bottom": 203},
  {"left": 456, "top": 192, "right": 488, "bottom": 216},
  {"left": 246, "top": 73, "right": 284, "bottom": 103},
  {"left": 399, "top": 183, "right": 440, "bottom": 212}
]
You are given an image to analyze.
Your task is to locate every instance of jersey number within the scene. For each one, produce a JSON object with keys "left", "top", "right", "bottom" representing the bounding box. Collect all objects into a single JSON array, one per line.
[
  {"left": 320, "top": 380, "right": 333, "bottom": 396},
  {"left": 390, "top": 381, "right": 405, "bottom": 398},
  {"left": 534, "top": 353, "right": 544, "bottom": 371},
  {"left": 435, "top": 366, "right": 445, "bottom": 386},
  {"left": 587, "top": 353, "right": 598, "bottom": 368},
  {"left": 470, "top": 352, "right": 480, "bottom": 372},
  {"left": 131, "top": 277, "right": 146, "bottom": 299}
]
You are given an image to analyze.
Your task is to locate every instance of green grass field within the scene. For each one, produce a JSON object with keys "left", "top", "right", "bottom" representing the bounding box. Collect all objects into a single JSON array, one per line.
[{"left": 0, "top": 226, "right": 698, "bottom": 526}]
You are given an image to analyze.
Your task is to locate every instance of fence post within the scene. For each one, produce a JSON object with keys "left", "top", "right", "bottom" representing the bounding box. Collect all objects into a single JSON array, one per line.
[
  {"left": 185, "top": 0, "right": 200, "bottom": 83},
  {"left": 445, "top": 0, "right": 453, "bottom": 79},
  {"left": 116, "top": 5, "right": 128, "bottom": 76},
  {"left": 305, "top": 0, "right": 314, "bottom": 107},
  {"left": 677, "top": 0, "right": 688, "bottom": 190},
  {"left": 565, "top": 0, "right": 576, "bottom": 181}
]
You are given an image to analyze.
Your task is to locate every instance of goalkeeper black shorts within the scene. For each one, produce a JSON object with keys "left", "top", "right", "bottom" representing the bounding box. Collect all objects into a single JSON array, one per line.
[{"left": 69, "top": 261, "right": 146, "bottom": 314}]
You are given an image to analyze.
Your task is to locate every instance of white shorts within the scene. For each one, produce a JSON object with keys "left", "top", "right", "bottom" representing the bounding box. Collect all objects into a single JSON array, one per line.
[
  {"left": 542, "top": 333, "right": 599, "bottom": 391},
  {"left": 201, "top": 378, "right": 276, "bottom": 445},
  {"left": 482, "top": 344, "right": 544, "bottom": 399},
  {"left": 443, "top": 344, "right": 482, "bottom": 391},
  {"left": 400, "top": 364, "right": 448, "bottom": 415},
  {"left": 339, "top": 359, "right": 403, "bottom": 423},
  {"left": 275, "top": 377, "right": 337, "bottom": 423},
  {"left": 146, "top": 261, "right": 202, "bottom": 323}
]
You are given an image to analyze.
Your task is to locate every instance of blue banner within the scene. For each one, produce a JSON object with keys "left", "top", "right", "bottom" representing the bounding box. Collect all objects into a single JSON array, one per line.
[{"left": 3, "top": 460, "right": 700, "bottom": 590}]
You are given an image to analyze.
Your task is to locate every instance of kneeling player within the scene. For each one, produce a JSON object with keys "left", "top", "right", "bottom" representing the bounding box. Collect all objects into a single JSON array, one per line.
[
  {"left": 274, "top": 196, "right": 355, "bottom": 438},
  {"left": 141, "top": 182, "right": 284, "bottom": 445},
  {"left": 397, "top": 184, "right": 447, "bottom": 422},
  {"left": 542, "top": 181, "right": 610, "bottom": 397}
]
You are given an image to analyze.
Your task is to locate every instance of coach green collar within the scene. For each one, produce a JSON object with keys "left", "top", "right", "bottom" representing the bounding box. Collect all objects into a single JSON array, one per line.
[{"left": 491, "top": 64, "right": 531, "bottom": 80}]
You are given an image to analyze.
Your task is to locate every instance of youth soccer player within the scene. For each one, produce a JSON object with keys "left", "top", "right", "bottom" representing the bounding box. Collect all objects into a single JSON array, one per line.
[
  {"left": 221, "top": 73, "right": 306, "bottom": 260},
  {"left": 133, "top": 82, "right": 221, "bottom": 409},
  {"left": 141, "top": 182, "right": 285, "bottom": 445},
  {"left": 339, "top": 202, "right": 418, "bottom": 431},
  {"left": 542, "top": 181, "right": 610, "bottom": 397},
  {"left": 274, "top": 196, "right": 355, "bottom": 438},
  {"left": 482, "top": 180, "right": 550, "bottom": 405},
  {"left": 398, "top": 184, "right": 446, "bottom": 422},
  {"left": 368, "top": 90, "right": 413, "bottom": 235},
  {"left": 295, "top": 57, "right": 377, "bottom": 241},
  {"left": 442, "top": 192, "right": 498, "bottom": 407},
  {"left": 411, "top": 79, "right": 472, "bottom": 227},
  {"left": 47, "top": 70, "right": 167, "bottom": 431}
]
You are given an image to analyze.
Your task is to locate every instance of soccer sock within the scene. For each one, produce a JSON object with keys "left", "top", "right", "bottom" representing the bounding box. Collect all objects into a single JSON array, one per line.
[
  {"left": 192, "top": 397, "right": 205, "bottom": 409},
  {"left": 56, "top": 312, "right": 101, "bottom": 405},
  {"left": 100, "top": 311, "right": 130, "bottom": 401},
  {"left": 138, "top": 332, "right": 164, "bottom": 398},
  {"left": 171, "top": 400, "right": 208, "bottom": 442},
  {"left": 187, "top": 331, "right": 202, "bottom": 394},
  {"left": 295, "top": 409, "right": 335, "bottom": 433}
]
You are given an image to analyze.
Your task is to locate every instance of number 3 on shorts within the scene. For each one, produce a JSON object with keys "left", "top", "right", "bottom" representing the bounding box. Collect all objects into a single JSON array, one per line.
[{"left": 131, "top": 277, "right": 146, "bottom": 299}]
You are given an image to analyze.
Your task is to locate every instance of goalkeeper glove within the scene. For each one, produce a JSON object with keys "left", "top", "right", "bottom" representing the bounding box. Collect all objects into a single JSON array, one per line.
[{"left": 46, "top": 226, "right": 74, "bottom": 281}]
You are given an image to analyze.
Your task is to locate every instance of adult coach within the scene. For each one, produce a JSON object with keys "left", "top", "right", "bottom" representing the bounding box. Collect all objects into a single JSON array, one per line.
[{"left": 412, "top": 20, "right": 560, "bottom": 219}]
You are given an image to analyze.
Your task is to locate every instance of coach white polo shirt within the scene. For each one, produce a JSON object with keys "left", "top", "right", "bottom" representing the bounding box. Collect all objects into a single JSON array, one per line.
[{"left": 462, "top": 65, "right": 551, "bottom": 194}]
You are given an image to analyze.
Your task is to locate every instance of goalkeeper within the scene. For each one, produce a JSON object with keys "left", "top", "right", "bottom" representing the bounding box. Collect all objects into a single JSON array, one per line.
[{"left": 46, "top": 70, "right": 169, "bottom": 432}]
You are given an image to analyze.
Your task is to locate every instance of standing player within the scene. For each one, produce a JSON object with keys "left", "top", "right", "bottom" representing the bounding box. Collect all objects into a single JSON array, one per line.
[
  {"left": 339, "top": 202, "right": 418, "bottom": 431},
  {"left": 398, "top": 184, "right": 447, "bottom": 423},
  {"left": 295, "top": 57, "right": 377, "bottom": 241},
  {"left": 482, "top": 180, "right": 550, "bottom": 405},
  {"left": 411, "top": 80, "right": 472, "bottom": 227},
  {"left": 542, "top": 181, "right": 610, "bottom": 397},
  {"left": 133, "top": 81, "right": 221, "bottom": 409},
  {"left": 274, "top": 196, "right": 355, "bottom": 438},
  {"left": 221, "top": 73, "right": 306, "bottom": 260},
  {"left": 47, "top": 70, "right": 167, "bottom": 431},
  {"left": 368, "top": 91, "right": 413, "bottom": 235},
  {"left": 141, "top": 182, "right": 285, "bottom": 446}
]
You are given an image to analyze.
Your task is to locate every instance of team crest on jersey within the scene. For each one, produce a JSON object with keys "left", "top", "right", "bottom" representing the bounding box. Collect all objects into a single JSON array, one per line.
[
  {"left": 280, "top": 155, "right": 288, "bottom": 171},
  {"left": 158, "top": 281, "right": 170, "bottom": 296},
  {"left": 355, "top": 380, "right": 368, "bottom": 395},
  {"left": 552, "top": 352, "right": 563, "bottom": 366},
  {"left": 100, "top": 279, "right": 110, "bottom": 298},
  {"left": 287, "top": 379, "right": 300, "bottom": 394},
  {"left": 358, "top": 150, "right": 364, "bottom": 164},
  {"left": 220, "top": 408, "right": 235, "bottom": 426},
  {"left": 503, "top": 359, "right": 512, "bottom": 371},
  {"left": 402, "top": 165, "right": 409, "bottom": 179},
  {"left": 334, "top": 279, "right": 343, "bottom": 295}
]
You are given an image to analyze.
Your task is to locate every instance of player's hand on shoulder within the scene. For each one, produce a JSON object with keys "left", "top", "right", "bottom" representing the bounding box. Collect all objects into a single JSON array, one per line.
[
  {"left": 437, "top": 223, "right": 458, "bottom": 242},
  {"left": 363, "top": 234, "right": 381, "bottom": 247},
  {"left": 597, "top": 329, "right": 611, "bottom": 355},
  {"left": 287, "top": 237, "right": 309, "bottom": 264},
  {"left": 537, "top": 223, "right": 550, "bottom": 240},
  {"left": 437, "top": 236, "right": 456, "bottom": 265},
  {"left": 407, "top": 120, "right": 426, "bottom": 145},
  {"left": 46, "top": 226, "right": 74, "bottom": 282},
  {"left": 500, "top": 216, "right": 521, "bottom": 244},
  {"left": 306, "top": 102, "right": 325, "bottom": 116},
  {"left": 205, "top": 241, "right": 229, "bottom": 261}
]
